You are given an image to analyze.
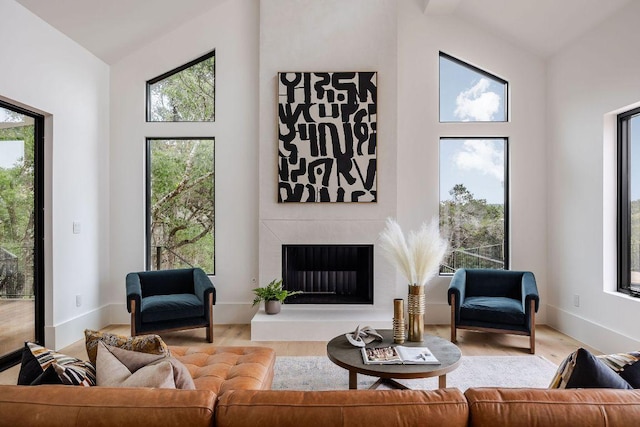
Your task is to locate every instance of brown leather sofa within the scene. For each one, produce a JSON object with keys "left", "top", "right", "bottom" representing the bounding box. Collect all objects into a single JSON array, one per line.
[{"left": 2, "top": 345, "right": 640, "bottom": 426}]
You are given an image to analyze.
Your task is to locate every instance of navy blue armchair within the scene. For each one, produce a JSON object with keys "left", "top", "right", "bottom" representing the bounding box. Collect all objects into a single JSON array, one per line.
[
  {"left": 448, "top": 268, "right": 539, "bottom": 353},
  {"left": 126, "top": 268, "right": 216, "bottom": 342}
]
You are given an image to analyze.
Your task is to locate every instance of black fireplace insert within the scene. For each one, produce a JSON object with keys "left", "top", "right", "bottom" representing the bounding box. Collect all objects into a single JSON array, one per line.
[{"left": 282, "top": 244, "right": 373, "bottom": 304}]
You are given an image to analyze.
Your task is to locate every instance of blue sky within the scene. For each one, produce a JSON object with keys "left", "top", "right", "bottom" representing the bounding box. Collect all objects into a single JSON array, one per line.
[
  {"left": 439, "top": 55, "right": 506, "bottom": 205},
  {"left": 0, "top": 107, "right": 27, "bottom": 169}
]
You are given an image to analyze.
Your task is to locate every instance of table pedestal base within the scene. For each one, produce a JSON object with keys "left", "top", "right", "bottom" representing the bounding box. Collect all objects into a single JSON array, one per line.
[{"left": 349, "top": 372, "right": 447, "bottom": 390}]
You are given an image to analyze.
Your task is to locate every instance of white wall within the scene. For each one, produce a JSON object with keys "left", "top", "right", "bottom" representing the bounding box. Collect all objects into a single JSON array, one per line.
[
  {"left": 258, "top": 0, "right": 399, "bottom": 309},
  {"left": 0, "top": 0, "right": 110, "bottom": 349},
  {"left": 108, "top": 0, "right": 259, "bottom": 324},
  {"left": 397, "top": 1, "right": 548, "bottom": 322},
  {"left": 547, "top": 0, "right": 640, "bottom": 352}
]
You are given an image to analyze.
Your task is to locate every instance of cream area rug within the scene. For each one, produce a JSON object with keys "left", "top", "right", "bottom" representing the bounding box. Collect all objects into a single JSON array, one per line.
[{"left": 272, "top": 355, "right": 558, "bottom": 391}]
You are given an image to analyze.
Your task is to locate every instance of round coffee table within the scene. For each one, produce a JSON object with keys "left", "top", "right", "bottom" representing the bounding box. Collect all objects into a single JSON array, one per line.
[{"left": 326, "top": 329, "right": 461, "bottom": 389}]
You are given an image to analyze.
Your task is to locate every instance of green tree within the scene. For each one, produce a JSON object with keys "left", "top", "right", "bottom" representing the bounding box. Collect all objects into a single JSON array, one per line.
[
  {"left": 149, "top": 55, "right": 215, "bottom": 122},
  {"left": 440, "top": 184, "right": 504, "bottom": 271},
  {"left": 0, "top": 117, "right": 35, "bottom": 296},
  {"left": 149, "top": 139, "right": 214, "bottom": 273}
]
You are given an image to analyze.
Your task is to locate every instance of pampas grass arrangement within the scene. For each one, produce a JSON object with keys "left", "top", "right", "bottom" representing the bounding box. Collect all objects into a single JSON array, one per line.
[{"left": 378, "top": 217, "right": 448, "bottom": 287}]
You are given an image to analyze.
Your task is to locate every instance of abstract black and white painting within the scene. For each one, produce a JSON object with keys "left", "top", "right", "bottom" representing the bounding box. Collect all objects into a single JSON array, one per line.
[{"left": 277, "top": 72, "right": 377, "bottom": 203}]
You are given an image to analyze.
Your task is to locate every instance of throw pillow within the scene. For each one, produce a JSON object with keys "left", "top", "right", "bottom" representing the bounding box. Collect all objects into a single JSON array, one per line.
[
  {"left": 84, "top": 329, "right": 170, "bottom": 365},
  {"left": 597, "top": 351, "right": 640, "bottom": 388},
  {"left": 549, "top": 348, "right": 632, "bottom": 389},
  {"left": 29, "top": 365, "right": 63, "bottom": 385},
  {"left": 17, "top": 342, "right": 96, "bottom": 386},
  {"left": 96, "top": 342, "right": 175, "bottom": 388},
  {"left": 106, "top": 344, "right": 195, "bottom": 390}
]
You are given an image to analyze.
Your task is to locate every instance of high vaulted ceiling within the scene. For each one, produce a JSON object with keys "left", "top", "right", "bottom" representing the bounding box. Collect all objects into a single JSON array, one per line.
[{"left": 15, "top": 0, "right": 633, "bottom": 64}]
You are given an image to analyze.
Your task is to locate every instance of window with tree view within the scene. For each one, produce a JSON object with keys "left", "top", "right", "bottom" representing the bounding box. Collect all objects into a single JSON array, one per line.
[
  {"left": 147, "top": 50, "right": 215, "bottom": 122},
  {"left": 439, "top": 138, "right": 508, "bottom": 274},
  {"left": 147, "top": 138, "right": 214, "bottom": 273},
  {"left": 617, "top": 107, "right": 640, "bottom": 296}
]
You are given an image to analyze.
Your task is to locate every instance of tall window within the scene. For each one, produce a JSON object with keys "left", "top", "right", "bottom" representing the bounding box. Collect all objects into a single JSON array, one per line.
[
  {"left": 146, "top": 50, "right": 215, "bottom": 122},
  {"left": 439, "top": 138, "right": 508, "bottom": 273},
  {"left": 146, "top": 138, "right": 215, "bottom": 274},
  {"left": 617, "top": 107, "right": 640, "bottom": 296},
  {"left": 439, "top": 52, "right": 507, "bottom": 122}
]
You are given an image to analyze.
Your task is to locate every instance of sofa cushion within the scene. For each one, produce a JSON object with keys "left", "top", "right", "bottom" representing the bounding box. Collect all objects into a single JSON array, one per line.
[
  {"left": 96, "top": 342, "right": 176, "bottom": 388},
  {"left": 84, "top": 329, "right": 170, "bottom": 365},
  {"left": 549, "top": 348, "right": 632, "bottom": 389},
  {"left": 465, "top": 388, "right": 640, "bottom": 426},
  {"left": 0, "top": 385, "right": 216, "bottom": 427},
  {"left": 460, "top": 296, "right": 525, "bottom": 325},
  {"left": 170, "top": 345, "right": 276, "bottom": 395},
  {"left": 215, "top": 389, "right": 469, "bottom": 427},
  {"left": 17, "top": 342, "right": 95, "bottom": 386},
  {"left": 597, "top": 351, "right": 640, "bottom": 388},
  {"left": 141, "top": 293, "right": 204, "bottom": 323}
]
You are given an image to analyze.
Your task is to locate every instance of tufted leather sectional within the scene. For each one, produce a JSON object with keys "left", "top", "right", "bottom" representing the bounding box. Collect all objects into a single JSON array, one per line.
[{"left": 2, "top": 345, "right": 640, "bottom": 426}]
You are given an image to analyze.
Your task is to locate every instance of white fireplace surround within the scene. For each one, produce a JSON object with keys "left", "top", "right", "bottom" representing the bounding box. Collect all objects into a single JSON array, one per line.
[{"left": 253, "top": 219, "right": 396, "bottom": 341}]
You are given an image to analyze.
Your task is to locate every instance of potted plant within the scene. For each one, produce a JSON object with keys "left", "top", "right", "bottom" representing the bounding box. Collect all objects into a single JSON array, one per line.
[{"left": 252, "top": 279, "right": 302, "bottom": 314}]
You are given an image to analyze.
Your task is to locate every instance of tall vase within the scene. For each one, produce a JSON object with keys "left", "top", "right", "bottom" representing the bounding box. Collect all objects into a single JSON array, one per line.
[{"left": 407, "top": 284, "right": 425, "bottom": 342}]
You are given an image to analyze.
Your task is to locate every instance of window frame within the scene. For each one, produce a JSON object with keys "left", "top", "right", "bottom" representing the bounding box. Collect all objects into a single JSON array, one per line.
[
  {"left": 0, "top": 98, "right": 45, "bottom": 370},
  {"left": 145, "top": 137, "right": 216, "bottom": 274},
  {"left": 145, "top": 49, "right": 216, "bottom": 122},
  {"left": 439, "top": 51, "right": 509, "bottom": 123},
  {"left": 438, "top": 137, "right": 510, "bottom": 274},
  {"left": 617, "top": 106, "right": 640, "bottom": 296}
]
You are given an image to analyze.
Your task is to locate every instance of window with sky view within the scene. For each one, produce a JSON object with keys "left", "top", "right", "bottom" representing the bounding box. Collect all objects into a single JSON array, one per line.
[{"left": 439, "top": 53, "right": 508, "bottom": 273}]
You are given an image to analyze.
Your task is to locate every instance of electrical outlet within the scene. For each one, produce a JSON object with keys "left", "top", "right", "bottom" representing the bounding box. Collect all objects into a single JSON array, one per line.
[
  {"left": 573, "top": 294, "right": 580, "bottom": 307},
  {"left": 75, "top": 295, "right": 82, "bottom": 307},
  {"left": 73, "top": 221, "right": 81, "bottom": 234}
]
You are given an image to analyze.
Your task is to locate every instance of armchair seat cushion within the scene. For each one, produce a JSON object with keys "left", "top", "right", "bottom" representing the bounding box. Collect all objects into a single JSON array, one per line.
[
  {"left": 141, "top": 294, "right": 204, "bottom": 323},
  {"left": 460, "top": 296, "right": 525, "bottom": 326}
]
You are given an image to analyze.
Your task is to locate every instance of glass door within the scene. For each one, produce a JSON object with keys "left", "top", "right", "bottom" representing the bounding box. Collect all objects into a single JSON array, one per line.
[{"left": 0, "top": 100, "right": 44, "bottom": 370}]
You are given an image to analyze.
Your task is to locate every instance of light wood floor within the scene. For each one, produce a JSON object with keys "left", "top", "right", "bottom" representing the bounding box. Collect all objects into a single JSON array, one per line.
[{"left": 0, "top": 323, "right": 597, "bottom": 385}]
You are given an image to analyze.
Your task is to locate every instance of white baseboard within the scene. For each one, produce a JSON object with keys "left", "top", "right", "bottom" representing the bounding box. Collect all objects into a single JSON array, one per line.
[
  {"left": 546, "top": 305, "right": 640, "bottom": 353},
  {"left": 45, "top": 305, "right": 111, "bottom": 350}
]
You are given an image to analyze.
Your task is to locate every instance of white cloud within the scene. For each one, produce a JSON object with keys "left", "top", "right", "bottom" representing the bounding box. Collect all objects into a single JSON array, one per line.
[
  {"left": 454, "top": 140, "right": 504, "bottom": 181},
  {"left": 454, "top": 78, "right": 501, "bottom": 121}
]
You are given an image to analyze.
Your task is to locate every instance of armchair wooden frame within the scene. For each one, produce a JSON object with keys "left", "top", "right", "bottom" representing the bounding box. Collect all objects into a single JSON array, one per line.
[{"left": 450, "top": 294, "right": 536, "bottom": 354}]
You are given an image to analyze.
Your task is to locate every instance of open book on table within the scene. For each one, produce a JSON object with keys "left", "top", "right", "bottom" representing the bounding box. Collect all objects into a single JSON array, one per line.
[{"left": 361, "top": 345, "right": 440, "bottom": 365}]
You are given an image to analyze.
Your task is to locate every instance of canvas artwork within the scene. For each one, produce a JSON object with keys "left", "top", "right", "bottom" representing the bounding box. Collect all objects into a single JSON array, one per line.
[{"left": 277, "top": 72, "right": 377, "bottom": 203}]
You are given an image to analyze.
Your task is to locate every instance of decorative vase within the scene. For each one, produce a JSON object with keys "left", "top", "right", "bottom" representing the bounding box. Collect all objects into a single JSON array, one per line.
[
  {"left": 407, "top": 284, "right": 425, "bottom": 342},
  {"left": 393, "top": 298, "right": 405, "bottom": 344},
  {"left": 265, "top": 300, "right": 281, "bottom": 315}
]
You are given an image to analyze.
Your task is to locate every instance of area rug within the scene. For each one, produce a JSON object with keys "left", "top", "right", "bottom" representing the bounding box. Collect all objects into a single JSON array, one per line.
[{"left": 272, "top": 355, "right": 558, "bottom": 391}]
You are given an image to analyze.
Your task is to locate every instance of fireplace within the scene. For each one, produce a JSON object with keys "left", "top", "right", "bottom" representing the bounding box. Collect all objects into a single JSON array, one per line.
[{"left": 282, "top": 244, "right": 374, "bottom": 304}]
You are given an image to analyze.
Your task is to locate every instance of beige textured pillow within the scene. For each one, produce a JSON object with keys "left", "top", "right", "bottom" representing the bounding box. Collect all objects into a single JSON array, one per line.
[
  {"left": 106, "top": 344, "right": 195, "bottom": 390},
  {"left": 96, "top": 342, "right": 175, "bottom": 388},
  {"left": 84, "top": 329, "right": 170, "bottom": 365}
]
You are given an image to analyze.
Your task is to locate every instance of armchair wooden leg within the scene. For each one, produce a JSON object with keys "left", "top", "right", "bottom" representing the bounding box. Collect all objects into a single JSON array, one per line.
[
  {"left": 130, "top": 300, "right": 137, "bottom": 337},
  {"left": 450, "top": 294, "right": 457, "bottom": 343},
  {"left": 206, "top": 293, "right": 214, "bottom": 343},
  {"left": 529, "top": 299, "right": 536, "bottom": 354}
]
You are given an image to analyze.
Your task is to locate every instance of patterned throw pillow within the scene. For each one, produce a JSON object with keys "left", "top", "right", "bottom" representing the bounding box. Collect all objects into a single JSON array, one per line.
[
  {"left": 17, "top": 342, "right": 96, "bottom": 386},
  {"left": 84, "top": 329, "right": 170, "bottom": 365},
  {"left": 549, "top": 348, "right": 632, "bottom": 389}
]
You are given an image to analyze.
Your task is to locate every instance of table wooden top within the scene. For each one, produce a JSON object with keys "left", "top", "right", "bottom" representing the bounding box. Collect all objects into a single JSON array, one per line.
[{"left": 326, "top": 329, "right": 462, "bottom": 380}]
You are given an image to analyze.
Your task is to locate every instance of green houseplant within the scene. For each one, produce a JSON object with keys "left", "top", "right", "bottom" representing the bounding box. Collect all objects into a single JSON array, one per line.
[{"left": 252, "top": 279, "right": 302, "bottom": 314}]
